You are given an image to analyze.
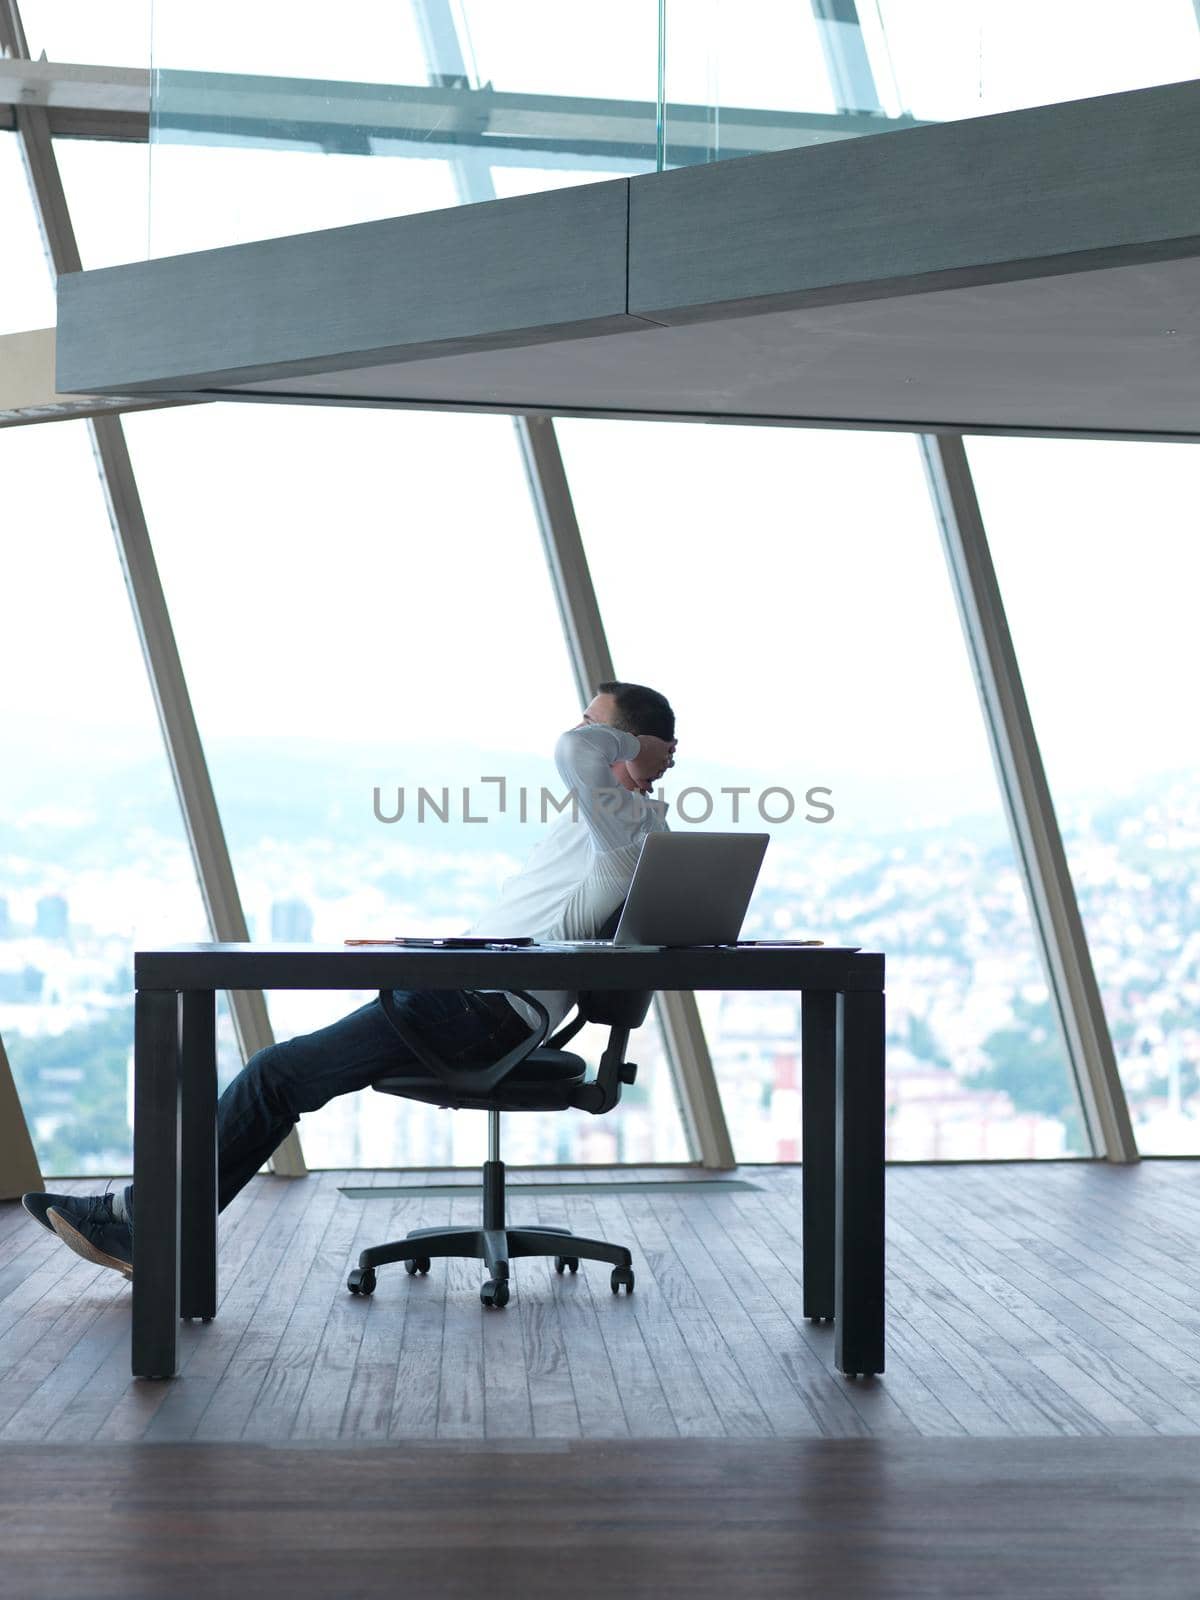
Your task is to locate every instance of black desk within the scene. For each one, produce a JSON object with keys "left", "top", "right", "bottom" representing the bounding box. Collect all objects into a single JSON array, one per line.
[{"left": 132, "top": 943, "right": 886, "bottom": 1381}]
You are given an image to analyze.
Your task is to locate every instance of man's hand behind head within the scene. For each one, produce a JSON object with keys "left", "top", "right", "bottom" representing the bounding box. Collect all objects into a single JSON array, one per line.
[{"left": 579, "top": 684, "right": 676, "bottom": 794}]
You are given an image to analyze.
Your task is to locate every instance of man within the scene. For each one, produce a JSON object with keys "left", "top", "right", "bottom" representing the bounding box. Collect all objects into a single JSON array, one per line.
[{"left": 21, "top": 681, "right": 676, "bottom": 1281}]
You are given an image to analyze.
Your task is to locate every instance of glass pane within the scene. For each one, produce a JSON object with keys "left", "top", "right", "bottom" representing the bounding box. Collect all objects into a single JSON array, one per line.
[
  {"left": 147, "top": 2, "right": 445, "bottom": 256},
  {"left": 17, "top": 0, "right": 151, "bottom": 69},
  {"left": 54, "top": 139, "right": 150, "bottom": 269},
  {"left": 968, "top": 436, "right": 1200, "bottom": 1155},
  {"left": 147, "top": 131, "right": 460, "bottom": 260},
  {"left": 558, "top": 417, "right": 1086, "bottom": 1161},
  {"left": 123, "top": 401, "right": 689, "bottom": 1166},
  {"left": 0, "top": 132, "right": 55, "bottom": 335},
  {"left": 458, "top": 1, "right": 656, "bottom": 101},
  {"left": 0, "top": 421, "right": 218, "bottom": 1177},
  {"left": 877, "top": 0, "right": 1200, "bottom": 124},
  {"left": 663, "top": 0, "right": 847, "bottom": 167},
  {"left": 144, "top": 0, "right": 1200, "bottom": 248},
  {"left": 664, "top": 0, "right": 1200, "bottom": 165},
  {"left": 147, "top": 1, "right": 656, "bottom": 255}
]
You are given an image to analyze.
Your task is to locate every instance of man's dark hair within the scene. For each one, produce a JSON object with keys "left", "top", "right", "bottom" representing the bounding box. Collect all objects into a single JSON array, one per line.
[{"left": 597, "top": 680, "right": 675, "bottom": 741}]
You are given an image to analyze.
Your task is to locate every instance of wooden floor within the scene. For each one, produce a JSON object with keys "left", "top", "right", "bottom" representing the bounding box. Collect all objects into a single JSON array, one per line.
[
  {"left": 4, "top": 1161, "right": 1200, "bottom": 1443},
  {"left": 4, "top": 1436, "right": 1200, "bottom": 1599}
]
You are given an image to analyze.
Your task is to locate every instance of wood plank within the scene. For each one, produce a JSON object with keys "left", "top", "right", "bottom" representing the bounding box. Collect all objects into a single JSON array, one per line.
[
  {"left": 339, "top": 1174, "right": 422, "bottom": 1441},
  {"left": 435, "top": 1193, "right": 487, "bottom": 1440},
  {"left": 59, "top": 1172, "right": 298, "bottom": 1443},
  {"left": 645, "top": 1189, "right": 823, "bottom": 1438},
  {"left": 728, "top": 1182, "right": 934, "bottom": 1438},
  {"left": 611, "top": 1185, "right": 768, "bottom": 1438},
  {"left": 542, "top": 1193, "right": 629, "bottom": 1441},
  {"left": 388, "top": 1180, "right": 449, "bottom": 1439},
  {"left": 6, "top": 1161, "right": 1200, "bottom": 1446},
  {"left": 291, "top": 1170, "right": 396, "bottom": 1441},
  {"left": 591, "top": 1187, "right": 724, "bottom": 1439},
  {"left": 563, "top": 1189, "right": 677, "bottom": 1440},
  {"left": 192, "top": 1172, "right": 344, "bottom": 1441},
  {"left": 4, "top": 1436, "right": 1200, "bottom": 1600},
  {"left": 239, "top": 1173, "right": 359, "bottom": 1441},
  {"left": 696, "top": 1186, "right": 954, "bottom": 1438},
  {"left": 900, "top": 1170, "right": 1200, "bottom": 1430}
]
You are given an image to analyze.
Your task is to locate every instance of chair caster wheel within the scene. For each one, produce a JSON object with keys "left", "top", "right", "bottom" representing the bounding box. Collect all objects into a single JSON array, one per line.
[
  {"left": 404, "top": 1257, "right": 431, "bottom": 1276},
  {"left": 610, "top": 1267, "right": 635, "bottom": 1295},
  {"left": 554, "top": 1256, "right": 579, "bottom": 1274},
  {"left": 347, "top": 1267, "right": 376, "bottom": 1296},
  {"left": 481, "top": 1278, "right": 510, "bottom": 1309}
]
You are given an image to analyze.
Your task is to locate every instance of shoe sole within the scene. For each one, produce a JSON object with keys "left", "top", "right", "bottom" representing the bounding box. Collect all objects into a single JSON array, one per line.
[{"left": 48, "top": 1209, "right": 133, "bottom": 1281}]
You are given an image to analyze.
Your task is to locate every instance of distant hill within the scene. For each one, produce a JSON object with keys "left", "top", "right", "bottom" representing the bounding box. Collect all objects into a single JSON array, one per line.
[{"left": 3, "top": 726, "right": 1190, "bottom": 871}]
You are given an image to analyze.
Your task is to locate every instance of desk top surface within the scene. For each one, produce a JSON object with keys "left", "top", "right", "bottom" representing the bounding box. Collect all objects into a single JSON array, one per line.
[{"left": 134, "top": 942, "right": 884, "bottom": 992}]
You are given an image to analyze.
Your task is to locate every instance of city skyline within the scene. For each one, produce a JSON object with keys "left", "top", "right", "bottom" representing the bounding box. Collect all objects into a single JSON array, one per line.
[{"left": 5, "top": 755, "right": 1196, "bottom": 1174}]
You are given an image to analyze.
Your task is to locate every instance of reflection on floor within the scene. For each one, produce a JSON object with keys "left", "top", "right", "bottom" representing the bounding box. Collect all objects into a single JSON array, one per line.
[{"left": 3, "top": 1161, "right": 1200, "bottom": 1443}]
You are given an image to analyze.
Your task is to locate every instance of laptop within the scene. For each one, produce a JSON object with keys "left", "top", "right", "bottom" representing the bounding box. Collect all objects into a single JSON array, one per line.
[{"left": 545, "top": 831, "right": 770, "bottom": 949}]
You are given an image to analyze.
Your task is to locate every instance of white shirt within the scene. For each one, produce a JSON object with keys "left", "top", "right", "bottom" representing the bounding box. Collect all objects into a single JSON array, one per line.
[{"left": 464, "top": 723, "right": 669, "bottom": 1038}]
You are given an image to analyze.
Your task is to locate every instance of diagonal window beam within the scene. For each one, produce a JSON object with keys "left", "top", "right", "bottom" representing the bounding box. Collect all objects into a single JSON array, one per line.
[{"left": 920, "top": 436, "right": 1136, "bottom": 1161}]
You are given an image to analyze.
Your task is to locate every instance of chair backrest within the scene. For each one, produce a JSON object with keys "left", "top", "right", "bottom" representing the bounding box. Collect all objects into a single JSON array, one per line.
[
  {"left": 575, "top": 900, "right": 653, "bottom": 1031},
  {"left": 576, "top": 988, "right": 654, "bottom": 1030}
]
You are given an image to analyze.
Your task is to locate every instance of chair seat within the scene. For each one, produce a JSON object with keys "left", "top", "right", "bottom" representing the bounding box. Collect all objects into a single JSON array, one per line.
[{"left": 373, "top": 1047, "right": 588, "bottom": 1110}]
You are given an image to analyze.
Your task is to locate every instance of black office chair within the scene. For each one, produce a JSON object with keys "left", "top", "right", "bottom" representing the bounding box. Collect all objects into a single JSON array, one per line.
[{"left": 347, "top": 918, "right": 652, "bottom": 1309}]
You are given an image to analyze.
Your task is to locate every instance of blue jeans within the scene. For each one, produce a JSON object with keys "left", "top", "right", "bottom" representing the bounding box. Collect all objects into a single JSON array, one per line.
[{"left": 122, "top": 989, "right": 531, "bottom": 1228}]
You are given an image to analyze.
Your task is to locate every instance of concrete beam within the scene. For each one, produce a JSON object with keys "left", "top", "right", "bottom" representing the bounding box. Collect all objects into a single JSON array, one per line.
[{"left": 54, "top": 80, "right": 1200, "bottom": 443}]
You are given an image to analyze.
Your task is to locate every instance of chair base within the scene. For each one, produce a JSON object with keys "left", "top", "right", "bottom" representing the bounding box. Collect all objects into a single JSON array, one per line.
[
  {"left": 356, "top": 1223, "right": 632, "bottom": 1280},
  {"left": 347, "top": 1152, "right": 635, "bottom": 1307}
]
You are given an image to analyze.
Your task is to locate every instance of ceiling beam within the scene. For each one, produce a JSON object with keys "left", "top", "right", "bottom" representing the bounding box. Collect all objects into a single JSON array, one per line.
[
  {"left": 0, "top": 326, "right": 186, "bottom": 426},
  {"left": 0, "top": 57, "right": 148, "bottom": 139},
  {"left": 0, "top": 55, "right": 920, "bottom": 159}
]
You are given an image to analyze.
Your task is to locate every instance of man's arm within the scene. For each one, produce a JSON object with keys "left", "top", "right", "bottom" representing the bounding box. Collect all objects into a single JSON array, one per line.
[{"left": 554, "top": 723, "right": 650, "bottom": 855}]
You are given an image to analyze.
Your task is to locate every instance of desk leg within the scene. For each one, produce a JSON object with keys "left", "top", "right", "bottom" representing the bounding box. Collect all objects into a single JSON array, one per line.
[
  {"left": 132, "top": 988, "right": 181, "bottom": 1380},
  {"left": 801, "top": 991, "right": 836, "bottom": 1320},
  {"left": 835, "top": 989, "right": 885, "bottom": 1378},
  {"left": 180, "top": 989, "right": 217, "bottom": 1321}
]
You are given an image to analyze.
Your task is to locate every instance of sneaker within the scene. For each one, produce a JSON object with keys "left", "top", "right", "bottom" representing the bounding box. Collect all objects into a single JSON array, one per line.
[
  {"left": 22, "top": 1192, "right": 91, "bottom": 1236},
  {"left": 47, "top": 1195, "right": 133, "bottom": 1281}
]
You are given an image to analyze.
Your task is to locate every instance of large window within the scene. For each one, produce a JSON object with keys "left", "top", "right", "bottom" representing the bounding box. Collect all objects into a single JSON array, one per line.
[
  {"left": 874, "top": 0, "right": 1200, "bottom": 123},
  {"left": 14, "top": 10, "right": 1200, "bottom": 1179},
  {"left": 970, "top": 436, "right": 1200, "bottom": 1154},
  {"left": 122, "top": 401, "right": 688, "bottom": 1167},
  {"left": 0, "top": 133, "right": 55, "bottom": 335},
  {"left": 52, "top": 133, "right": 687, "bottom": 1170},
  {"left": 559, "top": 418, "right": 1084, "bottom": 1161},
  {"left": 0, "top": 419, "right": 217, "bottom": 1175},
  {"left": 17, "top": 0, "right": 150, "bottom": 69}
]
